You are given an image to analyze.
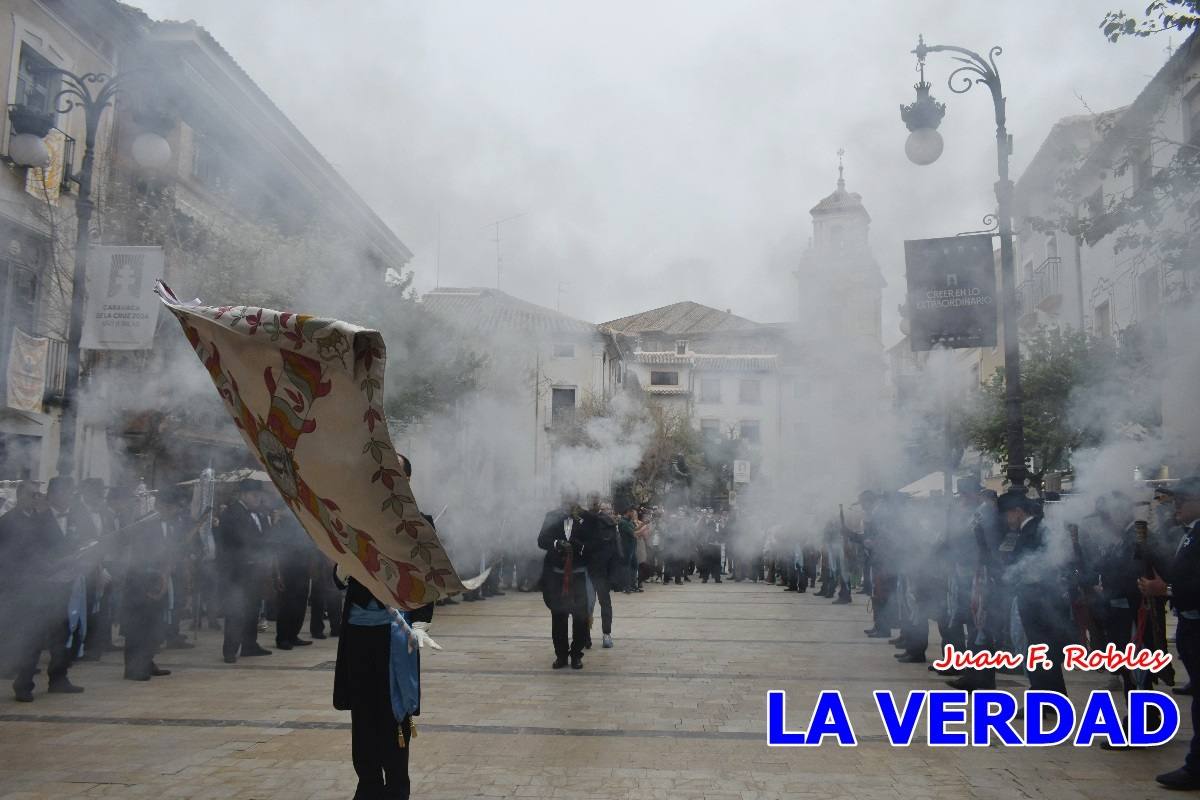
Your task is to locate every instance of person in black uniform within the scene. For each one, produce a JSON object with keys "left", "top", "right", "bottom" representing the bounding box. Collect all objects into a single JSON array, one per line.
[
  {"left": 999, "top": 489, "right": 1070, "bottom": 696},
  {"left": 109, "top": 485, "right": 171, "bottom": 682},
  {"left": 539, "top": 497, "right": 589, "bottom": 669},
  {"left": 1140, "top": 477, "right": 1200, "bottom": 790},
  {"left": 216, "top": 480, "right": 273, "bottom": 663},
  {"left": 272, "top": 500, "right": 314, "bottom": 651},
  {"left": 333, "top": 453, "right": 437, "bottom": 800},
  {"left": 10, "top": 477, "right": 85, "bottom": 701},
  {"left": 310, "top": 551, "right": 344, "bottom": 640}
]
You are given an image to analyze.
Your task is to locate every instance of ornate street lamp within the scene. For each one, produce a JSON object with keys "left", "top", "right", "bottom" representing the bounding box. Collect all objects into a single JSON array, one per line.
[
  {"left": 7, "top": 70, "right": 171, "bottom": 477},
  {"left": 900, "top": 35, "right": 1027, "bottom": 489}
]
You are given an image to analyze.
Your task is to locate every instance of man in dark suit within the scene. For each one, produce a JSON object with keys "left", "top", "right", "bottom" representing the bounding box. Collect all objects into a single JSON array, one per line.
[
  {"left": 539, "top": 497, "right": 589, "bottom": 669},
  {"left": 999, "top": 489, "right": 1070, "bottom": 695},
  {"left": 10, "top": 476, "right": 84, "bottom": 701},
  {"left": 74, "top": 479, "right": 117, "bottom": 660},
  {"left": 1, "top": 481, "right": 39, "bottom": 679},
  {"left": 1141, "top": 478, "right": 1200, "bottom": 790},
  {"left": 272, "top": 500, "right": 313, "bottom": 651},
  {"left": 216, "top": 479, "right": 272, "bottom": 663}
]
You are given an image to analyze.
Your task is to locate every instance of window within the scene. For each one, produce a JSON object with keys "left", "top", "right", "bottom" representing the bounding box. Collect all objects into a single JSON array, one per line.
[
  {"left": 650, "top": 371, "right": 679, "bottom": 386},
  {"left": 700, "top": 418, "right": 721, "bottom": 440},
  {"left": 191, "top": 130, "right": 219, "bottom": 185},
  {"left": 739, "top": 420, "right": 761, "bottom": 444},
  {"left": 551, "top": 387, "right": 576, "bottom": 425},
  {"left": 1094, "top": 301, "right": 1112, "bottom": 339},
  {"left": 1022, "top": 259, "right": 1034, "bottom": 282},
  {"left": 739, "top": 379, "right": 761, "bottom": 404},
  {"left": 699, "top": 377, "right": 721, "bottom": 403},
  {"left": 1186, "top": 85, "right": 1200, "bottom": 146},
  {"left": 1132, "top": 148, "right": 1153, "bottom": 191},
  {"left": 1137, "top": 269, "right": 1161, "bottom": 321},
  {"left": 14, "top": 45, "right": 58, "bottom": 116},
  {"left": 675, "top": 340, "right": 688, "bottom": 355},
  {"left": 0, "top": 258, "right": 40, "bottom": 395},
  {"left": 552, "top": 343, "right": 575, "bottom": 358},
  {"left": 1046, "top": 235, "right": 1058, "bottom": 261}
]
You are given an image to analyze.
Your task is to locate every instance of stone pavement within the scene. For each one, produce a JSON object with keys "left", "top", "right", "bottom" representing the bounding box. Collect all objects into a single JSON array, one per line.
[{"left": 0, "top": 579, "right": 1191, "bottom": 799}]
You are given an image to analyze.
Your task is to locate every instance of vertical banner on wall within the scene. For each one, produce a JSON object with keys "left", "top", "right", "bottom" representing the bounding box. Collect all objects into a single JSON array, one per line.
[
  {"left": 904, "top": 234, "right": 998, "bottom": 351},
  {"left": 80, "top": 246, "right": 163, "bottom": 350},
  {"left": 5, "top": 328, "right": 49, "bottom": 412}
]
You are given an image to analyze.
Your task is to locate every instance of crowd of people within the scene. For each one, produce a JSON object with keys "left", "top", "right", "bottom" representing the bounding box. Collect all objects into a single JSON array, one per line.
[
  {"left": 5, "top": 466, "right": 1200, "bottom": 790},
  {"left": 0, "top": 475, "right": 345, "bottom": 701}
]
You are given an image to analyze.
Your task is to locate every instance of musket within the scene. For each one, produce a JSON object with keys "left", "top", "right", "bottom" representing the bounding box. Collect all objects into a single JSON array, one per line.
[{"left": 46, "top": 510, "right": 162, "bottom": 583}]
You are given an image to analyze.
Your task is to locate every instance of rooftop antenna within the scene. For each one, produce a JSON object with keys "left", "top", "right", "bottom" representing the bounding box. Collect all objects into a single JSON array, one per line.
[
  {"left": 556, "top": 280, "right": 570, "bottom": 311},
  {"left": 485, "top": 212, "right": 525, "bottom": 289},
  {"left": 837, "top": 147, "right": 846, "bottom": 189},
  {"left": 435, "top": 212, "right": 442, "bottom": 288}
]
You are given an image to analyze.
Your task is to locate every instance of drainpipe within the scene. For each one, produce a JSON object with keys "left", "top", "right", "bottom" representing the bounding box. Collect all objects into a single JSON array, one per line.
[{"left": 1074, "top": 233, "right": 1086, "bottom": 331}]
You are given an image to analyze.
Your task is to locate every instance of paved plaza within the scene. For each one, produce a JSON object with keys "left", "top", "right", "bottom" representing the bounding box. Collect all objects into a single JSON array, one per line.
[{"left": 0, "top": 580, "right": 1192, "bottom": 800}]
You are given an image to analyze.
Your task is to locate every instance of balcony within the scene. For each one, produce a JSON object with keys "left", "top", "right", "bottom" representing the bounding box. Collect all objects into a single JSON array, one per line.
[{"left": 1016, "top": 257, "right": 1063, "bottom": 327}]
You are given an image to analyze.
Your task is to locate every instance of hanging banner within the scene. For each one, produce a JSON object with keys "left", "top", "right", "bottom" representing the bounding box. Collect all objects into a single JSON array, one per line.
[
  {"left": 733, "top": 460, "right": 751, "bottom": 484},
  {"left": 80, "top": 246, "right": 163, "bottom": 350},
  {"left": 5, "top": 328, "right": 48, "bottom": 412},
  {"left": 904, "top": 234, "right": 997, "bottom": 351}
]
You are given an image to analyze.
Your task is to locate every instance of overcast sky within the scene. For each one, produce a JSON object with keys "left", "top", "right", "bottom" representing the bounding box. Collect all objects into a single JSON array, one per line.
[{"left": 130, "top": 0, "right": 1167, "bottom": 343}]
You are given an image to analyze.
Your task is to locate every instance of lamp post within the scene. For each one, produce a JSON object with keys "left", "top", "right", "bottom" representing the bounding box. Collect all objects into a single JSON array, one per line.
[
  {"left": 8, "top": 69, "right": 170, "bottom": 478},
  {"left": 900, "top": 35, "right": 1026, "bottom": 489}
]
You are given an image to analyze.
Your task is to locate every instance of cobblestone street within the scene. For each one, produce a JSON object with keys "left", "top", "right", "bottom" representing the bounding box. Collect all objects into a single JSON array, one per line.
[{"left": 0, "top": 581, "right": 1191, "bottom": 800}]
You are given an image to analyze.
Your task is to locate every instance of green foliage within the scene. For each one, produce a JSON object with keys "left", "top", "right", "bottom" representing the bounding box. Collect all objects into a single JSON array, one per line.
[
  {"left": 961, "top": 327, "right": 1162, "bottom": 477},
  {"left": 1102, "top": 1, "right": 1200, "bottom": 41}
]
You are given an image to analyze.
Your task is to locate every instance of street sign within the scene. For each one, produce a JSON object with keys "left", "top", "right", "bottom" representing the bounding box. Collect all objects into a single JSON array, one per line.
[
  {"left": 81, "top": 245, "right": 164, "bottom": 350},
  {"left": 733, "top": 460, "right": 751, "bottom": 484},
  {"left": 904, "top": 234, "right": 997, "bottom": 351}
]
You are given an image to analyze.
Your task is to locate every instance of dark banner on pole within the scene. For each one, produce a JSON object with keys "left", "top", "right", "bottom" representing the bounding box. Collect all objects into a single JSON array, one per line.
[{"left": 904, "top": 234, "right": 997, "bottom": 351}]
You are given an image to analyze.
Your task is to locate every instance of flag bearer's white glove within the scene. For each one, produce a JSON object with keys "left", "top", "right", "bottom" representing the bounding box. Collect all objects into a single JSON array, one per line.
[{"left": 410, "top": 620, "right": 442, "bottom": 652}]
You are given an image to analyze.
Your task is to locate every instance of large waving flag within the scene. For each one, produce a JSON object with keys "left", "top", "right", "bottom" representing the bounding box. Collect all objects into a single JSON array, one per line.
[{"left": 157, "top": 282, "right": 469, "bottom": 608}]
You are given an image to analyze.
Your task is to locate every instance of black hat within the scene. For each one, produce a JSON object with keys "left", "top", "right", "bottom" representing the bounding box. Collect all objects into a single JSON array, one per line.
[
  {"left": 997, "top": 489, "right": 1035, "bottom": 513},
  {"left": 1160, "top": 477, "right": 1200, "bottom": 501}
]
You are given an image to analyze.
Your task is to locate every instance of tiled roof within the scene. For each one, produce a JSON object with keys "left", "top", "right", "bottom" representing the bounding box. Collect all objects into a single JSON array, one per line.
[
  {"left": 633, "top": 353, "right": 691, "bottom": 365},
  {"left": 602, "top": 302, "right": 761, "bottom": 336},
  {"left": 421, "top": 288, "right": 597, "bottom": 336}
]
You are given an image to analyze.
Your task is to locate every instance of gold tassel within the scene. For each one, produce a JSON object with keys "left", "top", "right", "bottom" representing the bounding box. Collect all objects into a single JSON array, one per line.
[{"left": 410, "top": 719, "right": 418, "bottom": 739}]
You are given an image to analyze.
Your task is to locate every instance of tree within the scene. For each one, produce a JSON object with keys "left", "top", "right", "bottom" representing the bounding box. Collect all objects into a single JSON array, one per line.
[
  {"left": 1102, "top": 1, "right": 1200, "bottom": 41},
  {"left": 960, "top": 327, "right": 1160, "bottom": 481}
]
